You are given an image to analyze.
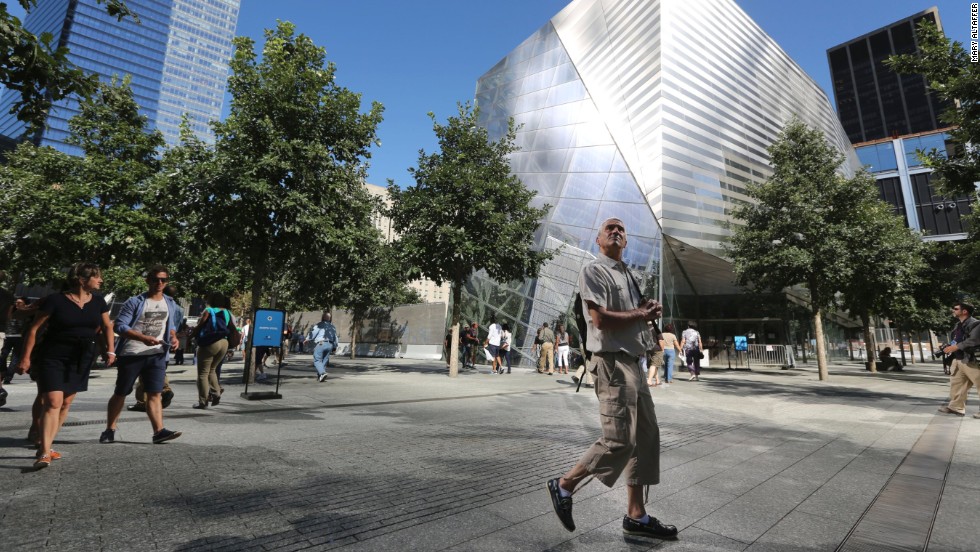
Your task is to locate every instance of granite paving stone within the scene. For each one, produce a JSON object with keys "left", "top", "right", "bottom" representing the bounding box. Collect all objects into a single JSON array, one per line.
[{"left": 0, "top": 357, "right": 967, "bottom": 551}]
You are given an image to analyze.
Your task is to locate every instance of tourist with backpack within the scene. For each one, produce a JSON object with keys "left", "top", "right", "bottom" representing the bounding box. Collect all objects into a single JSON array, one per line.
[{"left": 193, "top": 293, "right": 238, "bottom": 408}]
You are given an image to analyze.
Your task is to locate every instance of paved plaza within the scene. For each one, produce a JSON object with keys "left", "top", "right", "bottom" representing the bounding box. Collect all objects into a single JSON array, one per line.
[{"left": 0, "top": 354, "right": 976, "bottom": 551}]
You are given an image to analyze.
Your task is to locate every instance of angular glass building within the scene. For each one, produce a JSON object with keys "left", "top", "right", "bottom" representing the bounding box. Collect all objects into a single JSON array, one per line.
[
  {"left": 0, "top": 0, "right": 240, "bottom": 153},
  {"left": 469, "top": 0, "right": 854, "bottom": 362}
]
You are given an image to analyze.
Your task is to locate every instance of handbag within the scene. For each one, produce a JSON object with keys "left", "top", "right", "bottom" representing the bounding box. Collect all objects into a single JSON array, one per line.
[
  {"left": 228, "top": 322, "right": 243, "bottom": 349},
  {"left": 698, "top": 350, "right": 705, "bottom": 360}
]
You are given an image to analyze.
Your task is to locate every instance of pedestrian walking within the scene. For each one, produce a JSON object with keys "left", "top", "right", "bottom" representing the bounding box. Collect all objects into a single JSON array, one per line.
[
  {"left": 100, "top": 265, "right": 182, "bottom": 445},
  {"left": 659, "top": 323, "right": 681, "bottom": 384},
  {"left": 305, "top": 312, "right": 338, "bottom": 382},
  {"left": 17, "top": 263, "right": 115, "bottom": 469},
  {"left": 487, "top": 317, "right": 502, "bottom": 374},
  {"left": 193, "top": 293, "right": 236, "bottom": 408},
  {"left": 538, "top": 322, "right": 555, "bottom": 375},
  {"left": 546, "top": 218, "right": 676, "bottom": 539},
  {"left": 938, "top": 302, "right": 980, "bottom": 417},
  {"left": 499, "top": 323, "right": 512, "bottom": 374},
  {"left": 681, "top": 321, "right": 703, "bottom": 381},
  {"left": 555, "top": 323, "right": 571, "bottom": 375}
]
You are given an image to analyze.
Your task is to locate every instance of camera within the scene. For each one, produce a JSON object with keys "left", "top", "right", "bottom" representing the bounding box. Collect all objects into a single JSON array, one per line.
[{"left": 934, "top": 344, "right": 949, "bottom": 359}]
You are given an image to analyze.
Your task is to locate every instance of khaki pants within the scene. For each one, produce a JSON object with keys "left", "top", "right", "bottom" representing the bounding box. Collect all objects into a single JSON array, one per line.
[
  {"left": 134, "top": 374, "right": 171, "bottom": 404},
  {"left": 577, "top": 351, "right": 660, "bottom": 487},
  {"left": 947, "top": 357, "right": 980, "bottom": 414},
  {"left": 574, "top": 364, "right": 594, "bottom": 385},
  {"left": 538, "top": 342, "right": 554, "bottom": 373},
  {"left": 197, "top": 339, "right": 229, "bottom": 405}
]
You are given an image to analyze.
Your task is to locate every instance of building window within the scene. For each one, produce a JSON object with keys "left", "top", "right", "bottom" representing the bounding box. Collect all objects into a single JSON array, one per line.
[{"left": 911, "top": 172, "right": 972, "bottom": 235}]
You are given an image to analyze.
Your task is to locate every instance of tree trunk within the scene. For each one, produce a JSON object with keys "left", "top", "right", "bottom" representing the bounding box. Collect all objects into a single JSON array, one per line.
[
  {"left": 898, "top": 328, "right": 907, "bottom": 366},
  {"left": 813, "top": 307, "right": 829, "bottom": 381},
  {"left": 243, "top": 269, "right": 264, "bottom": 385},
  {"left": 449, "top": 280, "right": 462, "bottom": 378},
  {"left": 350, "top": 318, "right": 358, "bottom": 360},
  {"left": 862, "top": 313, "right": 877, "bottom": 373}
]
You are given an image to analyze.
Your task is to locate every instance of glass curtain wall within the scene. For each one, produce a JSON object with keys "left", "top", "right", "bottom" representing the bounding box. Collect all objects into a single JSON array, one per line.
[{"left": 474, "top": 22, "right": 663, "bottom": 364}]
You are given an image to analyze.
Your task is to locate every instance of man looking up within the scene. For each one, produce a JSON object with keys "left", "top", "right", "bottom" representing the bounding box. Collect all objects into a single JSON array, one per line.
[
  {"left": 546, "top": 218, "right": 676, "bottom": 540},
  {"left": 305, "top": 312, "right": 338, "bottom": 382},
  {"left": 101, "top": 265, "right": 182, "bottom": 444}
]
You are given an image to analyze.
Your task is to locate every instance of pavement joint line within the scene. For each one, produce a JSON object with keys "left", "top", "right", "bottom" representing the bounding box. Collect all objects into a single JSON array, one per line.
[{"left": 835, "top": 412, "right": 960, "bottom": 552}]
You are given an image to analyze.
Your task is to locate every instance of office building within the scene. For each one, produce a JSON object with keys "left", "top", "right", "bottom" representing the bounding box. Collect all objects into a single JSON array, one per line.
[
  {"left": 0, "top": 0, "right": 240, "bottom": 153},
  {"left": 469, "top": 0, "right": 853, "bottom": 361},
  {"left": 827, "top": 8, "right": 950, "bottom": 145},
  {"left": 833, "top": 9, "right": 969, "bottom": 240}
]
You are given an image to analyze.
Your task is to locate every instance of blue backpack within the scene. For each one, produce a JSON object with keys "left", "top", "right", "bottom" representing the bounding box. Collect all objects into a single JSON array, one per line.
[{"left": 197, "top": 307, "right": 231, "bottom": 346}]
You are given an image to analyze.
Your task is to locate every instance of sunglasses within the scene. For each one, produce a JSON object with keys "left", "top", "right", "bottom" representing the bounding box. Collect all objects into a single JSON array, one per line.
[{"left": 148, "top": 277, "right": 169, "bottom": 283}]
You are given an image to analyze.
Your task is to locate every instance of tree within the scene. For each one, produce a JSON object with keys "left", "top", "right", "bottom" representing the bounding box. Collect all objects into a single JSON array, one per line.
[
  {"left": 170, "top": 22, "right": 384, "bottom": 367},
  {"left": 887, "top": 20, "right": 980, "bottom": 197},
  {"left": 837, "top": 196, "right": 927, "bottom": 372},
  {"left": 0, "top": 0, "right": 135, "bottom": 133},
  {"left": 387, "top": 102, "right": 550, "bottom": 377},
  {"left": 727, "top": 119, "right": 882, "bottom": 381},
  {"left": 0, "top": 77, "right": 165, "bottom": 293},
  {"left": 341, "top": 239, "right": 418, "bottom": 359}
]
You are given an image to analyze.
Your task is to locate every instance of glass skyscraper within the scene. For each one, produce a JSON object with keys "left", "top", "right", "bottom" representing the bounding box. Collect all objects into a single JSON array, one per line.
[
  {"left": 470, "top": 0, "right": 854, "bottom": 361},
  {"left": 0, "top": 0, "right": 240, "bottom": 153}
]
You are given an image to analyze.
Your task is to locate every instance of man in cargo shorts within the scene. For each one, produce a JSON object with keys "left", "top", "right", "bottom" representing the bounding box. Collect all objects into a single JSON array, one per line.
[{"left": 546, "top": 218, "right": 677, "bottom": 540}]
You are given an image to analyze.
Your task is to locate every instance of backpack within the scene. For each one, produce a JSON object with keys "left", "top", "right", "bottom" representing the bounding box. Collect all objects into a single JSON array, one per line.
[{"left": 198, "top": 307, "right": 233, "bottom": 347}]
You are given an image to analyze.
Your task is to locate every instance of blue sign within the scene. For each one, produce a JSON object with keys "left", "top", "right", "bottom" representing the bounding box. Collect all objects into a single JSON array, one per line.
[
  {"left": 734, "top": 336, "right": 748, "bottom": 352},
  {"left": 252, "top": 309, "right": 285, "bottom": 347}
]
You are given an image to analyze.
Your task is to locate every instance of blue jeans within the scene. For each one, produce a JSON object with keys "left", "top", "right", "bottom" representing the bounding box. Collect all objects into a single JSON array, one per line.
[
  {"left": 313, "top": 342, "right": 334, "bottom": 376},
  {"left": 663, "top": 349, "right": 676, "bottom": 382}
]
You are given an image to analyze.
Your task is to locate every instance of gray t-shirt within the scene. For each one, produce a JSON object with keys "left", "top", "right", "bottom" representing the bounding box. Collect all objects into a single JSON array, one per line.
[
  {"left": 119, "top": 298, "right": 169, "bottom": 356},
  {"left": 578, "top": 252, "right": 653, "bottom": 356}
]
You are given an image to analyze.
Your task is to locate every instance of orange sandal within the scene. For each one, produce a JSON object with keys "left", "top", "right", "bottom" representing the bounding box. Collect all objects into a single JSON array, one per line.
[{"left": 33, "top": 454, "right": 51, "bottom": 469}]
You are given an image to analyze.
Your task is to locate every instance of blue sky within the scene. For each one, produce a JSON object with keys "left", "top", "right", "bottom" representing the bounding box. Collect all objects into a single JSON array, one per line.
[
  {"left": 10, "top": 1, "right": 974, "bottom": 186},
  {"left": 229, "top": 0, "right": 971, "bottom": 187}
]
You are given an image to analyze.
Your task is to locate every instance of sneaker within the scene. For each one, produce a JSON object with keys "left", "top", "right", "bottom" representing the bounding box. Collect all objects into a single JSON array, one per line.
[
  {"left": 938, "top": 406, "right": 965, "bottom": 416},
  {"left": 127, "top": 402, "right": 146, "bottom": 412},
  {"left": 622, "top": 515, "right": 678, "bottom": 539},
  {"left": 318, "top": 373, "right": 329, "bottom": 383},
  {"left": 152, "top": 428, "right": 182, "bottom": 444},
  {"left": 99, "top": 429, "right": 116, "bottom": 443},
  {"left": 209, "top": 392, "right": 220, "bottom": 406},
  {"left": 547, "top": 478, "right": 575, "bottom": 532},
  {"left": 974, "top": 413, "right": 980, "bottom": 419},
  {"left": 161, "top": 390, "right": 174, "bottom": 409},
  {"left": 571, "top": 375, "right": 580, "bottom": 384},
  {"left": 192, "top": 403, "right": 208, "bottom": 410},
  {"left": 0, "top": 387, "right": 7, "bottom": 408}
]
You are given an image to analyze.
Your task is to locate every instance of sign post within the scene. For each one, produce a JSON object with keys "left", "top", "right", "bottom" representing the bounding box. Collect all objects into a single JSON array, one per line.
[
  {"left": 241, "top": 308, "right": 285, "bottom": 400},
  {"left": 734, "top": 335, "right": 748, "bottom": 370}
]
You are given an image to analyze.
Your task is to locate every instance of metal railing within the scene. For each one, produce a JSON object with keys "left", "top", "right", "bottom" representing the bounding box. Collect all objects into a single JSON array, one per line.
[{"left": 724, "top": 344, "right": 795, "bottom": 369}]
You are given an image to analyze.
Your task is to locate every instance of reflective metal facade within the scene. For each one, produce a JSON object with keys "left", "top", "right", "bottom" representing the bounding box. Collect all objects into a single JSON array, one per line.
[
  {"left": 470, "top": 0, "right": 852, "bottom": 359},
  {"left": 0, "top": 0, "right": 239, "bottom": 152}
]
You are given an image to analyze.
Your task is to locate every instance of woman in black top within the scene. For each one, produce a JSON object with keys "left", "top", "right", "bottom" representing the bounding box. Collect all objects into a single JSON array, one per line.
[{"left": 18, "top": 263, "right": 115, "bottom": 469}]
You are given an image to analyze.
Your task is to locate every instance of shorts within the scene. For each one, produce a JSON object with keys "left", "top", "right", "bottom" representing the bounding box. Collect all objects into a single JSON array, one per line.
[
  {"left": 488, "top": 344, "right": 500, "bottom": 358},
  {"left": 114, "top": 353, "right": 167, "bottom": 396}
]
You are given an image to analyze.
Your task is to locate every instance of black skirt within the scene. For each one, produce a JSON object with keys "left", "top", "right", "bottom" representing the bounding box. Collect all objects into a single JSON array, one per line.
[{"left": 34, "top": 338, "right": 97, "bottom": 394}]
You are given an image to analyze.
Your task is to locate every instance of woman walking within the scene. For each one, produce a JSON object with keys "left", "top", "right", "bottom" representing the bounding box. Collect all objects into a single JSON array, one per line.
[
  {"left": 194, "top": 293, "right": 236, "bottom": 409},
  {"left": 681, "top": 321, "right": 703, "bottom": 381},
  {"left": 17, "top": 263, "right": 114, "bottom": 469},
  {"left": 555, "top": 323, "right": 571, "bottom": 375},
  {"left": 660, "top": 323, "right": 682, "bottom": 384},
  {"left": 499, "top": 323, "right": 512, "bottom": 374}
]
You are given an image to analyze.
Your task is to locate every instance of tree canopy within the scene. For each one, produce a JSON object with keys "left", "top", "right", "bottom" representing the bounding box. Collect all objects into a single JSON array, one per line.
[
  {"left": 160, "top": 21, "right": 385, "bottom": 318},
  {"left": 0, "top": 77, "right": 164, "bottom": 293},
  {"left": 727, "top": 119, "right": 907, "bottom": 380},
  {"left": 387, "top": 102, "right": 550, "bottom": 376}
]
